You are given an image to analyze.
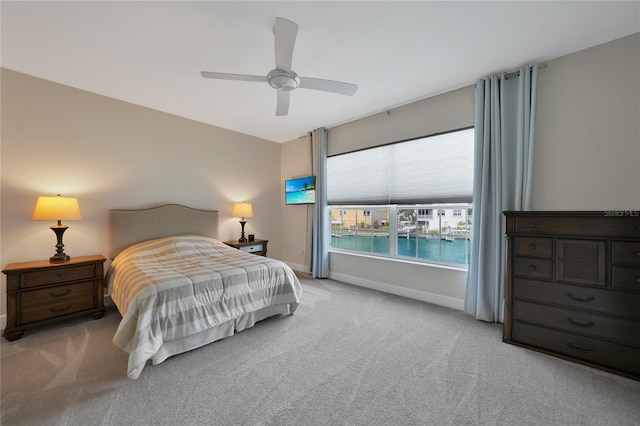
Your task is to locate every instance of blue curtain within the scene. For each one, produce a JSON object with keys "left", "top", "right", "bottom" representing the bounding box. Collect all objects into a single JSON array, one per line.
[
  {"left": 464, "top": 65, "right": 538, "bottom": 322},
  {"left": 311, "top": 128, "right": 329, "bottom": 278}
]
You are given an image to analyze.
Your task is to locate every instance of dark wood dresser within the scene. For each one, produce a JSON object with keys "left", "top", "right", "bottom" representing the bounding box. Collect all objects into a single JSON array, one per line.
[
  {"left": 504, "top": 211, "right": 640, "bottom": 380},
  {"left": 2, "top": 255, "right": 106, "bottom": 341}
]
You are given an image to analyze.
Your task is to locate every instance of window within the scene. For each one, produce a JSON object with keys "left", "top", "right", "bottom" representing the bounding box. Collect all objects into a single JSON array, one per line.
[
  {"left": 330, "top": 204, "right": 471, "bottom": 265},
  {"left": 327, "top": 128, "right": 474, "bottom": 267}
]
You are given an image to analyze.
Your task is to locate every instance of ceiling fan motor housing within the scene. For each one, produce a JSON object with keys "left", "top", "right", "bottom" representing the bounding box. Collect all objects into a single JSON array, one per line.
[{"left": 268, "top": 69, "right": 300, "bottom": 91}]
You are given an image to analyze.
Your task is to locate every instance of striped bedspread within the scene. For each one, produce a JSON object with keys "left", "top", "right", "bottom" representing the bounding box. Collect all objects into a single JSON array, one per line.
[{"left": 106, "top": 235, "right": 303, "bottom": 379}]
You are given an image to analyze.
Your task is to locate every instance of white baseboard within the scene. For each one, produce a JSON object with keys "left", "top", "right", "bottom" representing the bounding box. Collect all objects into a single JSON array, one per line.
[
  {"left": 328, "top": 271, "right": 465, "bottom": 311},
  {"left": 283, "top": 261, "right": 308, "bottom": 275}
]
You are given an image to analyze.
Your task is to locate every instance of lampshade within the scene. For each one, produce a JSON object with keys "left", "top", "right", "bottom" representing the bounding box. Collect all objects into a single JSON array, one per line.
[
  {"left": 232, "top": 202, "right": 253, "bottom": 219},
  {"left": 32, "top": 195, "right": 82, "bottom": 221}
]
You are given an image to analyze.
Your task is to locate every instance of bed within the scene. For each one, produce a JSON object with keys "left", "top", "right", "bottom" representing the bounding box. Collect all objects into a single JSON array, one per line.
[{"left": 105, "top": 204, "right": 303, "bottom": 379}]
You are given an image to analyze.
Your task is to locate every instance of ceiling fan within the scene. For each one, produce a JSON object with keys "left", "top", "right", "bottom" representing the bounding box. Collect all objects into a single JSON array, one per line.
[{"left": 201, "top": 17, "right": 358, "bottom": 116}]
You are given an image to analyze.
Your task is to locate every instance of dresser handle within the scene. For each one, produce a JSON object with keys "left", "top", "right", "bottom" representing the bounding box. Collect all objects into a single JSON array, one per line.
[
  {"left": 529, "top": 243, "right": 536, "bottom": 250},
  {"left": 529, "top": 223, "right": 537, "bottom": 228},
  {"left": 568, "top": 318, "right": 594, "bottom": 328},
  {"left": 49, "top": 289, "right": 72, "bottom": 298},
  {"left": 58, "top": 272, "right": 65, "bottom": 277},
  {"left": 635, "top": 251, "right": 640, "bottom": 257},
  {"left": 528, "top": 265, "right": 536, "bottom": 271},
  {"left": 49, "top": 305, "right": 72, "bottom": 313},
  {"left": 567, "top": 292, "right": 594, "bottom": 302},
  {"left": 566, "top": 342, "right": 594, "bottom": 353}
]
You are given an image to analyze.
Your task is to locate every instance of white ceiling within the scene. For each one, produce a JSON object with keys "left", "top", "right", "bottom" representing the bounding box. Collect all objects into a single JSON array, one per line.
[{"left": 2, "top": 1, "right": 639, "bottom": 143}]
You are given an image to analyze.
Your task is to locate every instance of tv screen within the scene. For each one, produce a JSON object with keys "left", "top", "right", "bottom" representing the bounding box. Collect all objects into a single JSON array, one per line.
[{"left": 285, "top": 176, "right": 316, "bottom": 205}]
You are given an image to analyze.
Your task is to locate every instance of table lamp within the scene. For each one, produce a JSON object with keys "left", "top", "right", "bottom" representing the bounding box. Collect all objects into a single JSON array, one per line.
[
  {"left": 32, "top": 194, "right": 82, "bottom": 262},
  {"left": 232, "top": 202, "right": 253, "bottom": 242}
]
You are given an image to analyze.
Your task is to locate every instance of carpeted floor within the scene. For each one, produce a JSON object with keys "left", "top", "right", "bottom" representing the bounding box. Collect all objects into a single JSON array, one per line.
[{"left": 2, "top": 276, "right": 639, "bottom": 425}]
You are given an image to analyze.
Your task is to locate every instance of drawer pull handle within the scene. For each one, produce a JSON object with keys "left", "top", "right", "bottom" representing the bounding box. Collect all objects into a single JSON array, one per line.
[
  {"left": 49, "top": 289, "right": 72, "bottom": 298},
  {"left": 568, "top": 318, "right": 594, "bottom": 328},
  {"left": 567, "top": 292, "right": 594, "bottom": 303},
  {"left": 529, "top": 243, "right": 536, "bottom": 250},
  {"left": 50, "top": 305, "right": 72, "bottom": 313},
  {"left": 636, "top": 277, "right": 640, "bottom": 283},
  {"left": 566, "top": 342, "right": 594, "bottom": 353},
  {"left": 58, "top": 272, "right": 65, "bottom": 277},
  {"left": 529, "top": 223, "right": 537, "bottom": 228},
  {"left": 528, "top": 265, "right": 536, "bottom": 271},
  {"left": 635, "top": 251, "right": 640, "bottom": 257}
]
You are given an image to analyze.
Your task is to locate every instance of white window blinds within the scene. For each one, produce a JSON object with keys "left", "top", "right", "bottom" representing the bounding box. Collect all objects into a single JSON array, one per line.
[{"left": 327, "top": 128, "right": 474, "bottom": 205}]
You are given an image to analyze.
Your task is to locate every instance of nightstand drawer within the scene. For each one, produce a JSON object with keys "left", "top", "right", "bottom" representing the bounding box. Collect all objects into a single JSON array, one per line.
[
  {"left": 20, "top": 264, "right": 97, "bottom": 288},
  {"left": 240, "top": 243, "right": 265, "bottom": 253},
  {"left": 21, "top": 297, "right": 96, "bottom": 324},
  {"left": 20, "top": 281, "right": 95, "bottom": 308},
  {"left": 224, "top": 239, "right": 268, "bottom": 257}
]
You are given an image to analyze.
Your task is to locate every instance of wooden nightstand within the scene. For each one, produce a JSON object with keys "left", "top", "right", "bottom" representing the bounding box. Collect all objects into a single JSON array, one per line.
[
  {"left": 2, "top": 255, "right": 106, "bottom": 341},
  {"left": 224, "top": 239, "right": 268, "bottom": 257}
]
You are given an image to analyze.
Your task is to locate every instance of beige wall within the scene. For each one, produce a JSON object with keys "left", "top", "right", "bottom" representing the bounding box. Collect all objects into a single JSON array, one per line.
[
  {"left": 280, "top": 133, "right": 314, "bottom": 273},
  {"left": 0, "top": 69, "right": 283, "bottom": 321},
  {"left": 533, "top": 33, "right": 640, "bottom": 209},
  {"left": 278, "top": 33, "right": 640, "bottom": 311}
]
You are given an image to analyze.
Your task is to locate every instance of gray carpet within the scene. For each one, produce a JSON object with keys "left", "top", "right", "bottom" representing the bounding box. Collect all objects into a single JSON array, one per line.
[{"left": 2, "top": 276, "right": 639, "bottom": 426}]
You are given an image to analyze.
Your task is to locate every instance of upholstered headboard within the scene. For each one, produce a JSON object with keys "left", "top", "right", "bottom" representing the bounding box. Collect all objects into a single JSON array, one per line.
[{"left": 109, "top": 204, "right": 219, "bottom": 259}]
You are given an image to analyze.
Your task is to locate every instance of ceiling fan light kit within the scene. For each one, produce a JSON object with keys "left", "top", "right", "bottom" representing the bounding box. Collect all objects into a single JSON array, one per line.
[
  {"left": 267, "top": 69, "right": 300, "bottom": 91},
  {"left": 201, "top": 17, "right": 358, "bottom": 116}
]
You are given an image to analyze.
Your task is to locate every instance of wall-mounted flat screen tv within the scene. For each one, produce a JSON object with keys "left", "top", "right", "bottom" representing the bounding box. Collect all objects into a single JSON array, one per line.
[{"left": 285, "top": 176, "right": 316, "bottom": 205}]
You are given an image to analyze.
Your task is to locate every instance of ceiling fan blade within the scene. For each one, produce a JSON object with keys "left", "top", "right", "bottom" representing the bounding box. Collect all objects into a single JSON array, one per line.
[
  {"left": 274, "top": 17, "right": 298, "bottom": 72},
  {"left": 299, "top": 77, "right": 358, "bottom": 96},
  {"left": 200, "top": 71, "right": 267, "bottom": 82},
  {"left": 276, "top": 90, "right": 291, "bottom": 116}
]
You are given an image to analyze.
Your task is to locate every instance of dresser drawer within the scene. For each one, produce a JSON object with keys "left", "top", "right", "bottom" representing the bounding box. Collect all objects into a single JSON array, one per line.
[
  {"left": 513, "top": 322, "right": 640, "bottom": 378},
  {"left": 514, "top": 278, "right": 640, "bottom": 320},
  {"left": 613, "top": 241, "right": 640, "bottom": 265},
  {"left": 514, "top": 300, "right": 640, "bottom": 348},
  {"left": 514, "top": 257, "right": 552, "bottom": 280},
  {"left": 612, "top": 266, "right": 640, "bottom": 292},
  {"left": 20, "top": 281, "right": 95, "bottom": 308},
  {"left": 513, "top": 215, "right": 640, "bottom": 238},
  {"left": 21, "top": 297, "right": 96, "bottom": 324},
  {"left": 515, "top": 237, "right": 552, "bottom": 258},
  {"left": 20, "top": 264, "right": 97, "bottom": 288}
]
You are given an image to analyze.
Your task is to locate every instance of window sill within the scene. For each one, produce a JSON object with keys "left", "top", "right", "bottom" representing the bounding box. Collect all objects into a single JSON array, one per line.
[{"left": 328, "top": 248, "right": 468, "bottom": 272}]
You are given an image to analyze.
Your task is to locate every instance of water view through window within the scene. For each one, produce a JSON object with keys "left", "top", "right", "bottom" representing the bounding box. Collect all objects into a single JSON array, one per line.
[{"left": 330, "top": 205, "right": 472, "bottom": 266}]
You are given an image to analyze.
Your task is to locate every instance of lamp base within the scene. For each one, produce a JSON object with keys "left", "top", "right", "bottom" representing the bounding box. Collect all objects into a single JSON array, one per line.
[
  {"left": 50, "top": 254, "right": 71, "bottom": 263},
  {"left": 50, "top": 224, "right": 71, "bottom": 263},
  {"left": 238, "top": 220, "right": 247, "bottom": 242}
]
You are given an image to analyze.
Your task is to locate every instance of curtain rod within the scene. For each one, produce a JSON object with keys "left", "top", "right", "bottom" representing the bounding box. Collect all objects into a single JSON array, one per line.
[{"left": 504, "top": 63, "right": 547, "bottom": 79}]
